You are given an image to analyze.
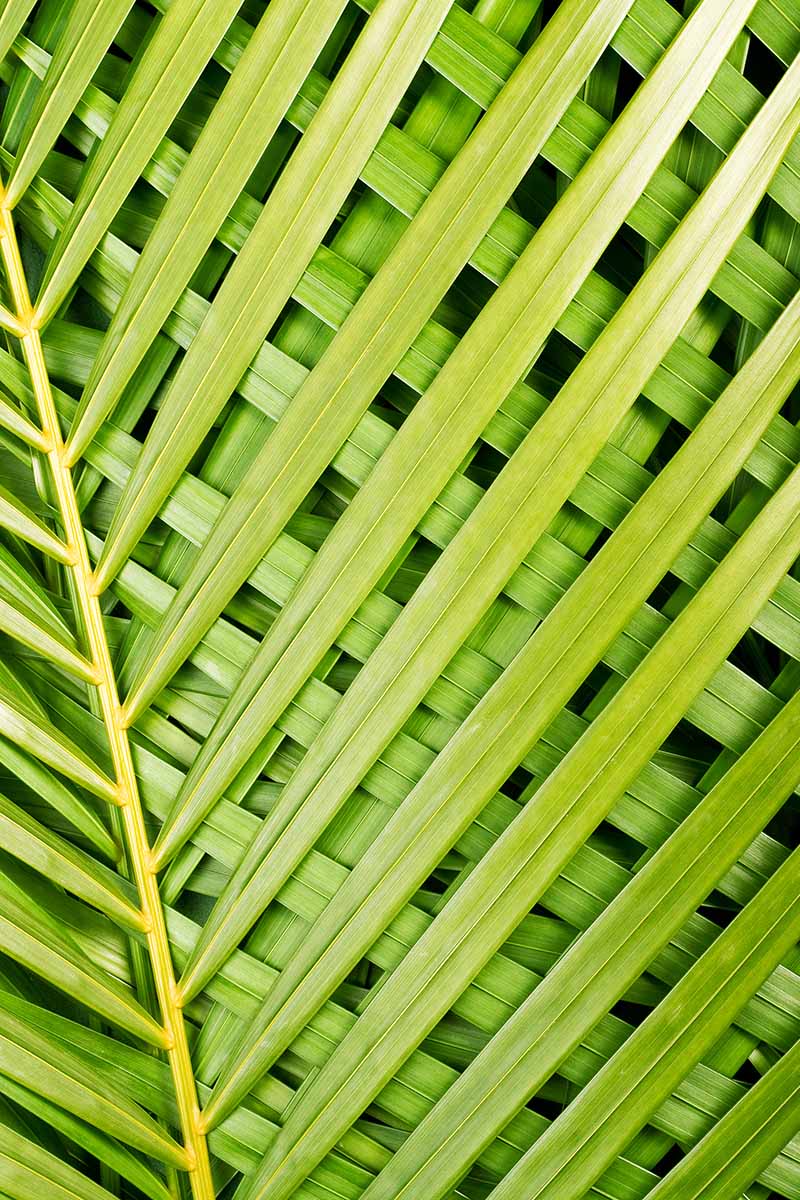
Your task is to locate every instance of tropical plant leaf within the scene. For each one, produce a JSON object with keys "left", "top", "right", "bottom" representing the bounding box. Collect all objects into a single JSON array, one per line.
[
  {"left": 0, "top": 875, "right": 162, "bottom": 1045},
  {"left": 92, "top": 0, "right": 459, "bottom": 589},
  {"left": 4, "top": 0, "right": 134, "bottom": 206},
  {"left": 1, "top": 1, "right": 800, "bottom": 1198},
  {"left": 143, "top": 0, "right": 788, "bottom": 872},
  {"left": 0, "top": 995, "right": 187, "bottom": 1167},
  {"left": 0, "top": 483, "right": 71, "bottom": 562},
  {"left": 0, "top": 1116, "right": 119, "bottom": 1200},
  {"left": 66, "top": 0, "right": 352, "bottom": 460},
  {"left": 30, "top": 0, "right": 248, "bottom": 317},
  {"left": 178, "top": 30, "right": 800, "bottom": 1011},
  {"left": 644, "top": 1034, "right": 800, "bottom": 1200}
]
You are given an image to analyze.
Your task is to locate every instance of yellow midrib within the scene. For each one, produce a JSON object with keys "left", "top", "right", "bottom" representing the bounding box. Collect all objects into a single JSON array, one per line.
[{"left": 0, "top": 186, "right": 214, "bottom": 1200}]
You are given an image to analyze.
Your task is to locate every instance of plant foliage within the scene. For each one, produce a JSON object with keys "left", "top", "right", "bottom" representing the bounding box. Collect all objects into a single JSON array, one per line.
[{"left": 0, "top": 0, "right": 799, "bottom": 1197}]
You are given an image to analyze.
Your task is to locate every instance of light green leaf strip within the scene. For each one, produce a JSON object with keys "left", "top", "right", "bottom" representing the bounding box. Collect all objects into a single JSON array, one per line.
[
  {"left": 486, "top": 845, "right": 800, "bottom": 1200},
  {"left": 0, "top": 736, "right": 118, "bottom": 862},
  {"left": 67, "top": 0, "right": 351, "bottom": 462},
  {"left": 0, "top": 675, "right": 119, "bottom": 805},
  {"left": 0, "top": 541, "right": 77, "bottom": 650},
  {"left": 0, "top": 483, "right": 71, "bottom": 563},
  {"left": 0, "top": 304, "right": 24, "bottom": 337},
  {"left": 33, "top": 0, "right": 247, "bottom": 324},
  {"left": 34, "top": 660, "right": 800, "bottom": 1197},
  {"left": 0, "top": 589, "right": 96, "bottom": 682},
  {"left": 0, "top": 886, "right": 166, "bottom": 1048},
  {"left": 0, "top": 791, "right": 142, "bottom": 930},
  {"left": 204, "top": 302, "right": 800, "bottom": 1200},
  {"left": 0, "top": 0, "right": 35, "bottom": 69},
  {"left": 146, "top": 0, "right": 763, "bottom": 867},
  {"left": 0, "top": 1118, "right": 118, "bottom": 1200},
  {"left": 208, "top": 449, "right": 800, "bottom": 1196},
  {"left": 5, "top": 15, "right": 797, "bottom": 577},
  {"left": 0, "top": 1001, "right": 188, "bottom": 1168},
  {"left": 200, "top": 343, "right": 800, "bottom": 1185},
  {"left": 176, "top": 270, "right": 800, "bottom": 1092},
  {"left": 0, "top": 655, "right": 77, "bottom": 727},
  {"left": 127, "top": 0, "right": 540, "bottom": 893},
  {"left": 0, "top": 390, "right": 46, "bottom": 451},
  {"left": 123, "top": 0, "right": 673, "bottom": 735},
  {"left": 644, "top": 1037, "right": 800, "bottom": 1200},
  {"left": 353, "top": 683, "right": 800, "bottom": 1200},
  {"left": 92, "top": 0, "right": 459, "bottom": 592},
  {"left": 4, "top": 0, "right": 135, "bottom": 207},
  {"left": 0, "top": 1074, "right": 173, "bottom": 1200},
  {"left": 177, "top": 12, "right": 800, "bottom": 1004}
]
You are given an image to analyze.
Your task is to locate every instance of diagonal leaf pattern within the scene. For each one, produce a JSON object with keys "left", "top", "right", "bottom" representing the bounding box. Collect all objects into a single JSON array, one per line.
[{"left": 1, "top": 0, "right": 800, "bottom": 1198}]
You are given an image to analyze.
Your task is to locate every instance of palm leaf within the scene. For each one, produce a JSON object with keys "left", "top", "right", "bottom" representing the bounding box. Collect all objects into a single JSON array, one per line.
[{"left": 1, "top": 1, "right": 800, "bottom": 1199}]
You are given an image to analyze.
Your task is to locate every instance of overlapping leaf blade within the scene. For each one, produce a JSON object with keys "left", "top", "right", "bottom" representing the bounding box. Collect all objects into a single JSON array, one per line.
[{"left": 1, "top": 0, "right": 800, "bottom": 1197}]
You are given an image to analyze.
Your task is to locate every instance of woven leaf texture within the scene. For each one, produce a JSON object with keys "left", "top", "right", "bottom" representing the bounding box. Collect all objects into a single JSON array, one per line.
[{"left": 0, "top": 1, "right": 799, "bottom": 1198}]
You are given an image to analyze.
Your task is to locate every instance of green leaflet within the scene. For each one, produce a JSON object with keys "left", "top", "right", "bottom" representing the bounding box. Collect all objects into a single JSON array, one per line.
[
  {"left": 0, "top": 1071, "right": 172, "bottom": 1200},
  {"left": 0, "top": 672, "right": 117, "bottom": 803},
  {"left": 213, "top": 414, "right": 800, "bottom": 1197},
  {"left": 4, "top": 0, "right": 133, "bottom": 206},
  {"left": 145, "top": 0, "right": 762, "bottom": 870},
  {"left": 0, "top": 540, "right": 93, "bottom": 683},
  {"left": 0, "top": 302, "right": 25, "bottom": 336},
  {"left": 644, "top": 1037, "right": 800, "bottom": 1200},
  {"left": 0, "top": 735, "right": 118, "bottom": 861},
  {"left": 122, "top": 0, "right": 640, "bottom": 729},
  {"left": 67, "top": 0, "right": 351, "bottom": 461},
  {"left": 0, "top": 1118, "right": 117, "bottom": 1200},
  {"left": 0, "top": 587, "right": 95, "bottom": 680},
  {"left": 34, "top": 0, "right": 246, "bottom": 322},
  {"left": 0, "top": 999, "right": 187, "bottom": 1167},
  {"left": 175, "top": 270, "right": 800, "bottom": 1114},
  {"left": 487, "top": 843, "right": 800, "bottom": 1200},
  {"left": 0, "top": 1074, "right": 173, "bottom": 1200},
  {"left": 0, "top": 791, "right": 141, "bottom": 929},
  {"left": 0, "top": 875, "right": 165, "bottom": 1047},
  {"left": 0, "top": 0, "right": 36, "bottom": 67},
  {"left": 0, "top": 542, "right": 74, "bottom": 648},
  {"left": 2, "top": 0, "right": 800, "bottom": 1196},
  {"left": 93, "top": 0, "right": 457, "bottom": 591},
  {"left": 354, "top": 686, "right": 800, "bottom": 1200},
  {"left": 0, "top": 390, "right": 46, "bottom": 449},
  {"left": 0, "top": 483, "right": 71, "bottom": 563},
  {"left": 179, "top": 22, "right": 800, "bottom": 1015}
]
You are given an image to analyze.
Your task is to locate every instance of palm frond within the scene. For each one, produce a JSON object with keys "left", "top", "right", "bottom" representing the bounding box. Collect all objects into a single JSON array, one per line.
[{"left": 1, "top": 1, "right": 800, "bottom": 1199}]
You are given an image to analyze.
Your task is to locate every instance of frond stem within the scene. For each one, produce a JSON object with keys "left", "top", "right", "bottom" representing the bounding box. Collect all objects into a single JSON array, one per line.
[{"left": 0, "top": 187, "right": 214, "bottom": 1200}]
